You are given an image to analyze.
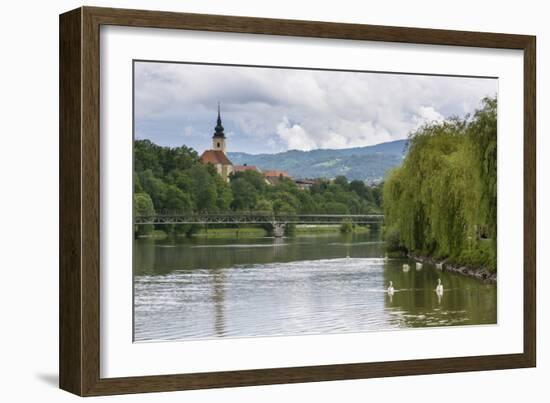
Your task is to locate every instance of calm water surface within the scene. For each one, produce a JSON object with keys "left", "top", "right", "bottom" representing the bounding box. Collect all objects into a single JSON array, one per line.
[{"left": 134, "top": 230, "right": 496, "bottom": 341}]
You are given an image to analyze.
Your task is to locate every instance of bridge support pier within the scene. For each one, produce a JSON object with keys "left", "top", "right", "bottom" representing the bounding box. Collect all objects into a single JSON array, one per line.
[{"left": 272, "top": 223, "right": 286, "bottom": 237}]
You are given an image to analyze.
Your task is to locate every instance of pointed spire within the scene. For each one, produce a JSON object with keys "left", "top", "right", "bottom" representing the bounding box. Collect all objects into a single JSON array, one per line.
[{"left": 214, "top": 102, "right": 225, "bottom": 138}]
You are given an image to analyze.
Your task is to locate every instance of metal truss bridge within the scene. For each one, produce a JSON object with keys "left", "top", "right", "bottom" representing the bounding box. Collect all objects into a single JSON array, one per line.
[{"left": 134, "top": 212, "right": 384, "bottom": 226}]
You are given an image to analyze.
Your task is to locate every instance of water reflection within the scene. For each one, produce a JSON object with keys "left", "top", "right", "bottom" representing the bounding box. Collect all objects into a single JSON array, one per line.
[{"left": 133, "top": 230, "right": 496, "bottom": 341}]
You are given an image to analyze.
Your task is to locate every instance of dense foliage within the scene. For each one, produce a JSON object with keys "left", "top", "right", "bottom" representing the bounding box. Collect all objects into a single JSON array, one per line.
[
  {"left": 382, "top": 97, "right": 497, "bottom": 271},
  {"left": 133, "top": 139, "right": 383, "bottom": 236},
  {"left": 229, "top": 170, "right": 382, "bottom": 216}
]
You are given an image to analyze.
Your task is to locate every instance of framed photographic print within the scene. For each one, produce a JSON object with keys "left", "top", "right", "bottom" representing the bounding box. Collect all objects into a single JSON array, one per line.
[{"left": 59, "top": 6, "right": 536, "bottom": 396}]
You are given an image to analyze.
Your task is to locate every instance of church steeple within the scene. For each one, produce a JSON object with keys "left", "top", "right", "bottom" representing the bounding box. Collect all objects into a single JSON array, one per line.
[
  {"left": 212, "top": 102, "right": 227, "bottom": 153},
  {"left": 213, "top": 102, "right": 225, "bottom": 138}
]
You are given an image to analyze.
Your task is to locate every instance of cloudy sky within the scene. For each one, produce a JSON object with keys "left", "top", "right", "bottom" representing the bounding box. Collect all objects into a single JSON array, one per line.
[{"left": 134, "top": 61, "right": 497, "bottom": 155}]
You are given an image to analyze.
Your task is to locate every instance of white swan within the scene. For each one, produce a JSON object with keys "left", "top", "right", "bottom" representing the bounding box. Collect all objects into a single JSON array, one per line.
[
  {"left": 416, "top": 262, "right": 423, "bottom": 270},
  {"left": 436, "top": 262, "right": 444, "bottom": 270},
  {"left": 435, "top": 278, "right": 444, "bottom": 295},
  {"left": 387, "top": 281, "right": 395, "bottom": 296},
  {"left": 402, "top": 264, "right": 410, "bottom": 272}
]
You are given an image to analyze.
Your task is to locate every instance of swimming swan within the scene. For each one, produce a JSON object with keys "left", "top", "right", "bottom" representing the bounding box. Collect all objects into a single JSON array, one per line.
[
  {"left": 402, "top": 264, "right": 410, "bottom": 272},
  {"left": 436, "top": 262, "right": 444, "bottom": 270},
  {"left": 387, "top": 281, "right": 395, "bottom": 295},
  {"left": 416, "top": 262, "right": 423, "bottom": 270},
  {"left": 435, "top": 278, "right": 444, "bottom": 295}
]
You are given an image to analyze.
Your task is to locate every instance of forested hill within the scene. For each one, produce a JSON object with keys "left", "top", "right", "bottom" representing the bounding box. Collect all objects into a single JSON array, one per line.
[{"left": 228, "top": 139, "right": 407, "bottom": 181}]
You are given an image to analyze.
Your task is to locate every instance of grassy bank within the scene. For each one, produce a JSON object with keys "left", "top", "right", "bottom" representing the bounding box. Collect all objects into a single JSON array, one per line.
[
  {"left": 193, "top": 227, "right": 269, "bottom": 238},
  {"left": 294, "top": 225, "right": 340, "bottom": 234},
  {"left": 137, "top": 224, "right": 371, "bottom": 239},
  {"left": 294, "top": 224, "right": 370, "bottom": 234},
  {"left": 135, "top": 229, "right": 169, "bottom": 240}
]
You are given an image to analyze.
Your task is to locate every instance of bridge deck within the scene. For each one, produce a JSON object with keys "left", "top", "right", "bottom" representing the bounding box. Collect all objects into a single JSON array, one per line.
[{"left": 134, "top": 213, "right": 384, "bottom": 225}]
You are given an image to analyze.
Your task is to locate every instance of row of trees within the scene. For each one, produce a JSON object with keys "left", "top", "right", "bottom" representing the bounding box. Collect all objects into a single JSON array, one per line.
[
  {"left": 134, "top": 139, "right": 383, "bottom": 236},
  {"left": 229, "top": 170, "right": 381, "bottom": 216},
  {"left": 382, "top": 97, "right": 497, "bottom": 271}
]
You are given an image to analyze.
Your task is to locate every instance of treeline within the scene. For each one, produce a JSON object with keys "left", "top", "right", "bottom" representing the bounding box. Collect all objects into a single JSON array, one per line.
[
  {"left": 229, "top": 171, "right": 382, "bottom": 216},
  {"left": 134, "top": 139, "right": 383, "bottom": 236},
  {"left": 382, "top": 97, "right": 497, "bottom": 271},
  {"left": 134, "top": 140, "right": 231, "bottom": 214}
]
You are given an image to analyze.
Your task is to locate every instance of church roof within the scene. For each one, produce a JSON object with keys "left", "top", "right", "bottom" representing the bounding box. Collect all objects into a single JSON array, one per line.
[
  {"left": 213, "top": 103, "right": 225, "bottom": 138},
  {"left": 200, "top": 150, "right": 232, "bottom": 165}
]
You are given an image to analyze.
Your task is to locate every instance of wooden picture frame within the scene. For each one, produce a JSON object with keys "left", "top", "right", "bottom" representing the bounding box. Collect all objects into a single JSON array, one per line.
[{"left": 59, "top": 6, "right": 536, "bottom": 396}]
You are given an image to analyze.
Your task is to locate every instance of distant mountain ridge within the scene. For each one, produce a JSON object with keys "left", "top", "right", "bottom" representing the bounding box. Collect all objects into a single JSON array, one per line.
[{"left": 228, "top": 139, "right": 407, "bottom": 182}]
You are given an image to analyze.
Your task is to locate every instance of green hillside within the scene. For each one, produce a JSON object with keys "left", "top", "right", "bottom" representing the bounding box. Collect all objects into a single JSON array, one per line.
[{"left": 228, "top": 140, "right": 406, "bottom": 181}]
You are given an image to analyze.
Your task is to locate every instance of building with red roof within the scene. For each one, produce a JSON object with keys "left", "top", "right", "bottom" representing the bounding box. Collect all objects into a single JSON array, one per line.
[
  {"left": 263, "top": 170, "right": 291, "bottom": 185},
  {"left": 233, "top": 164, "right": 262, "bottom": 174},
  {"left": 294, "top": 179, "right": 317, "bottom": 190},
  {"left": 199, "top": 104, "right": 233, "bottom": 182},
  {"left": 200, "top": 150, "right": 232, "bottom": 166},
  {"left": 264, "top": 170, "right": 291, "bottom": 178}
]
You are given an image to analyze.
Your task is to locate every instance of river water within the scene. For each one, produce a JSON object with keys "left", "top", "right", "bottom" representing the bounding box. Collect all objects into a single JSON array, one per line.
[{"left": 134, "top": 229, "right": 496, "bottom": 341}]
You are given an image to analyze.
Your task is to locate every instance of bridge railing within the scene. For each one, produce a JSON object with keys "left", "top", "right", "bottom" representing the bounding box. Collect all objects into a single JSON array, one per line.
[{"left": 134, "top": 212, "right": 384, "bottom": 225}]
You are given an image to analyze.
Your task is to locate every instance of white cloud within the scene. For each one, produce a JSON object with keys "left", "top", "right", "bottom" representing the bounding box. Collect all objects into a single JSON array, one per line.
[
  {"left": 412, "top": 106, "right": 445, "bottom": 129},
  {"left": 276, "top": 117, "right": 316, "bottom": 151},
  {"left": 134, "top": 62, "right": 498, "bottom": 153}
]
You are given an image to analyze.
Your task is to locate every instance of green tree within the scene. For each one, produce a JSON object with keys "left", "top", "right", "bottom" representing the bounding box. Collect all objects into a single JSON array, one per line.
[
  {"left": 134, "top": 172, "right": 144, "bottom": 193},
  {"left": 333, "top": 175, "right": 349, "bottom": 189},
  {"left": 231, "top": 170, "right": 267, "bottom": 193},
  {"left": 255, "top": 198, "right": 273, "bottom": 213},
  {"left": 468, "top": 96, "right": 497, "bottom": 246},
  {"left": 324, "top": 201, "right": 349, "bottom": 214},
  {"left": 382, "top": 97, "right": 497, "bottom": 271},
  {"left": 163, "top": 185, "right": 192, "bottom": 211},
  {"left": 231, "top": 178, "right": 258, "bottom": 210},
  {"left": 272, "top": 199, "right": 296, "bottom": 215},
  {"left": 169, "top": 170, "right": 193, "bottom": 194},
  {"left": 213, "top": 174, "right": 233, "bottom": 211},
  {"left": 350, "top": 180, "right": 374, "bottom": 203},
  {"left": 189, "top": 165, "right": 218, "bottom": 212},
  {"left": 134, "top": 140, "right": 163, "bottom": 176},
  {"left": 340, "top": 218, "right": 354, "bottom": 233},
  {"left": 139, "top": 169, "right": 167, "bottom": 211},
  {"left": 134, "top": 192, "right": 155, "bottom": 236}
]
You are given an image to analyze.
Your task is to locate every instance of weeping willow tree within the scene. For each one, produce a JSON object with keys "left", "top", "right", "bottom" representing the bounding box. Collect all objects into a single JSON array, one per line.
[{"left": 383, "top": 97, "right": 497, "bottom": 271}]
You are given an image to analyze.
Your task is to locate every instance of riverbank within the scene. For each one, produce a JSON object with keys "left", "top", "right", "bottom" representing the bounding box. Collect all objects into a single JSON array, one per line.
[
  {"left": 135, "top": 229, "right": 169, "bottom": 239},
  {"left": 411, "top": 255, "right": 497, "bottom": 284},
  {"left": 294, "top": 224, "right": 370, "bottom": 234},
  {"left": 194, "top": 227, "right": 268, "bottom": 238},
  {"left": 136, "top": 224, "right": 371, "bottom": 239}
]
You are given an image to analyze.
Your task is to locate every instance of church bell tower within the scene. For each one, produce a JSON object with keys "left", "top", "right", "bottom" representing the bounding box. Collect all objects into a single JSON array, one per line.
[{"left": 212, "top": 102, "right": 226, "bottom": 154}]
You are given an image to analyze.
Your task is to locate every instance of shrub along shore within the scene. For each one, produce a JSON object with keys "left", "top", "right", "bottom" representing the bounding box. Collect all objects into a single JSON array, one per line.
[
  {"left": 412, "top": 255, "right": 497, "bottom": 283},
  {"left": 135, "top": 223, "right": 370, "bottom": 239},
  {"left": 383, "top": 97, "right": 497, "bottom": 276}
]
